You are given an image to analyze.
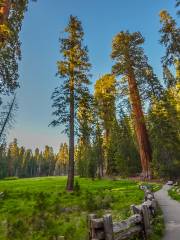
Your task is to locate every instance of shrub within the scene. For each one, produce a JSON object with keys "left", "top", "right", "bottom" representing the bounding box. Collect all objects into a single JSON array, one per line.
[
  {"left": 74, "top": 180, "right": 81, "bottom": 194},
  {"left": 4, "top": 176, "right": 19, "bottom": 181}
]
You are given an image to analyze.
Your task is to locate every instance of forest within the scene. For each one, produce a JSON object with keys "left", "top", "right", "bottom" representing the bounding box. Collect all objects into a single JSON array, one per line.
[
  {"left": 0, "top": 0, "right": 179, "bottom": 186},
  {"left": 0, "top": 0, "right": 179, "bottom": 239}
]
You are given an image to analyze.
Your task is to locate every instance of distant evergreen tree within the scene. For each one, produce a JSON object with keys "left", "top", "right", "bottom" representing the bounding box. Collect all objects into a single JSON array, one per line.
[
  {"left": 76, "top": 139, "right": 89, "bottom": 177},
  {"left": 148, "top": 98, "right": 180, "bottom": 179},
  {"left": 94, "top": 74, "right": 116, "bottom": 141},
  {"left": 76, "top": 106, "right": 104, "bottom": 179},
  {"left": 55, "top": 143, "right": 68, "bottom": 175},
  {"left": 7, "top": 138, "right": 19, "bottom": 176},
  {"left": 42, "top": 146, "right": 55, "bottom": 176},
  {"left": 107, "top": 113, "right": 140, "bottom": 176},
  {"left": 91, "top": 120, "right": 104, "bottom": 178},
  {"left": 94, "top": 74, "right": 116, "bottom": 174},
  {"left": 18, "top": 146, "right": 25, "bottom": 177},
  {"left": 34, "top": 147, "right": 41, "bottom": 176},
  {"left": 76, "top": 89, "right": 93, "bottom": 177}
]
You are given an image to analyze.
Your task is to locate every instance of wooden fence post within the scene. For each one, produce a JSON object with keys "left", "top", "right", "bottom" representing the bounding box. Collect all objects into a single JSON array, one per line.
[
  {"left": 103, "top": 214, "right": 114, "bottom": 240},
  {"left": 142, "top": 204, "right": 151, "bottom": 237},
  {"left": 88, "top": 215, "right": 104, "bottom": 240},
  {"left": 88, "top": 214, "right": 97, "bottom": 240},
  {"left": 131, "top": 204, "right": 141, "bottom": 214},
  {"left": 151, "top": 199, "right": 158, "bottom": 215}
]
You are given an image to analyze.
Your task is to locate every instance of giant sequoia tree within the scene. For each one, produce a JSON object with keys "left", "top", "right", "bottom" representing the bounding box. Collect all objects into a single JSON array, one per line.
[
  {"left": 111, "top": 32, "right": 152, "bottom": 178},
  {"left": 50, "top": 16, "right": 91, "bottom": 191}
]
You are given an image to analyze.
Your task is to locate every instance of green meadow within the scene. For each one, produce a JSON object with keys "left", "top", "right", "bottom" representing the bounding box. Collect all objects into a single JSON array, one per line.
[{"left": 0, "top": 177, "right": 161, "bottom": 240}]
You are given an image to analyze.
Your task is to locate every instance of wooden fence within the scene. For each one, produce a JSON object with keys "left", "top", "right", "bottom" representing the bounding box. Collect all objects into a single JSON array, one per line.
[{"left": 88, "top": 188, "right": 158, "bottom": 240}]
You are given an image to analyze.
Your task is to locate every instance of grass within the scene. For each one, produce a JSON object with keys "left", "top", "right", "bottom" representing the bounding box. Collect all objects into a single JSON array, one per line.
[
  {"left": 0, "top": 176, "right": 161, "bottom": 240},
  {"left": 149, "top": 207, "right": 165, "bottom": 240},
  {"left": 169, "top": 186, "right": 180, "bottom": 201}
]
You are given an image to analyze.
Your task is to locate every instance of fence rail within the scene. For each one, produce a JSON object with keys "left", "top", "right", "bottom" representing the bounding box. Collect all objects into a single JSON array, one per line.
[{"left": 88, "top": 188, "right": 158, "bottom": 240}]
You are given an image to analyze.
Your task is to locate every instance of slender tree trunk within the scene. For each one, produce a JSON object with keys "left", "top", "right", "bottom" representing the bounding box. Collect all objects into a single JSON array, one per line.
[
  {"left": 0, "top": 0, "right": 10, "bottom": 24},
  {"left": 98, "top": 149, "right": 103, "bottom": 179},
  {"left": 100, "top": 153, "right": 104, "bottom": 178},
  {"left": 103, "top": 129, "right": 108, "bottom": 175},
  {"left": 66, "top": 77, "right": 74, "bottom": 191},
  {"left": 0, "top": 0, "right": 11, "bottom": 44},
  {"left": 127, "top": 70, "right": 151, "bottom": 179},
  {"left": 8, "top": 157, "right": 12, "bottom": 176},
  {"left": 0, "top": 94, "right": 16, "bottom": 142}
]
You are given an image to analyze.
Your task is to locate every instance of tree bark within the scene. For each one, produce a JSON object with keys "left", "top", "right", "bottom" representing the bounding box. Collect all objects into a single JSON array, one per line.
[
  {"left": 66, "top": 77, "right": 75, "bottom": 191},
  {"left": 0, "top": 0, "right": 11, "bottom": 44},
  {"left": 127, "top": 70, "right": 151, "bottom": 178},
  {"left": 98, "top": 145, "right": 104, "bottom": 179},
  {"left": 0, "top": 0, "right": 10, "bottom": 24},
  {"left": 8, "top": 156, "right": 12, "bottom": 176},
  {"left": 104, "top": 128, "right": 109, "bottom": 175}
]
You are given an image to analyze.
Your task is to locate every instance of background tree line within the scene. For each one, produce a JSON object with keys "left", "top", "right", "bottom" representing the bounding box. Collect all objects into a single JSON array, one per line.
[{"left": 0, "top": 138, "right": 69, "bottom": 178}]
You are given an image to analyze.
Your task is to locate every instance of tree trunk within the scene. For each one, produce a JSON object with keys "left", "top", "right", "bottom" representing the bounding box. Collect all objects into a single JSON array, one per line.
[
  {"left": 104, "top": 129, "right": 109, "bottom": 175},
  {"left": 0, "top": 0, "right": 10, "bottom": 24},
  {"left": 0, "top": 0, "right": 11, "bottom": 44},
  {"left": 98, "top": 146, "right": 104, "bottom": 179},
  {"left": 127, "top": 70, "right": 151, "bottom": 178},
  {"left": 0, "top": 94, "right": 16, "bottom": 142},
  {"left": 8, "top": 157, "right": 12, "bottom": 176},
  {"left": 66, "top": 78, "right": 74, "bottom": 191}
]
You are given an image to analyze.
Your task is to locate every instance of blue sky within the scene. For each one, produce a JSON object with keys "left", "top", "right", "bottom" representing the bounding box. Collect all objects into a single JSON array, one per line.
[{"left": 7, "top": 0, "right": 178, "bottom": 152}]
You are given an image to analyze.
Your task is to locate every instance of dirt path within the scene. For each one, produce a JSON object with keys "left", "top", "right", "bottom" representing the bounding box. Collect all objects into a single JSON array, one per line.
[{"left": 155, "top": 184, "right": 180, "bottom": 240}]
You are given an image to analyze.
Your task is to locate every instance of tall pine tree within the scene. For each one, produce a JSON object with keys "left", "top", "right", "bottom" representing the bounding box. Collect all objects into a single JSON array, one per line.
[{"left": 50, "top": 16, "right": 91, "bottom": 191}]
